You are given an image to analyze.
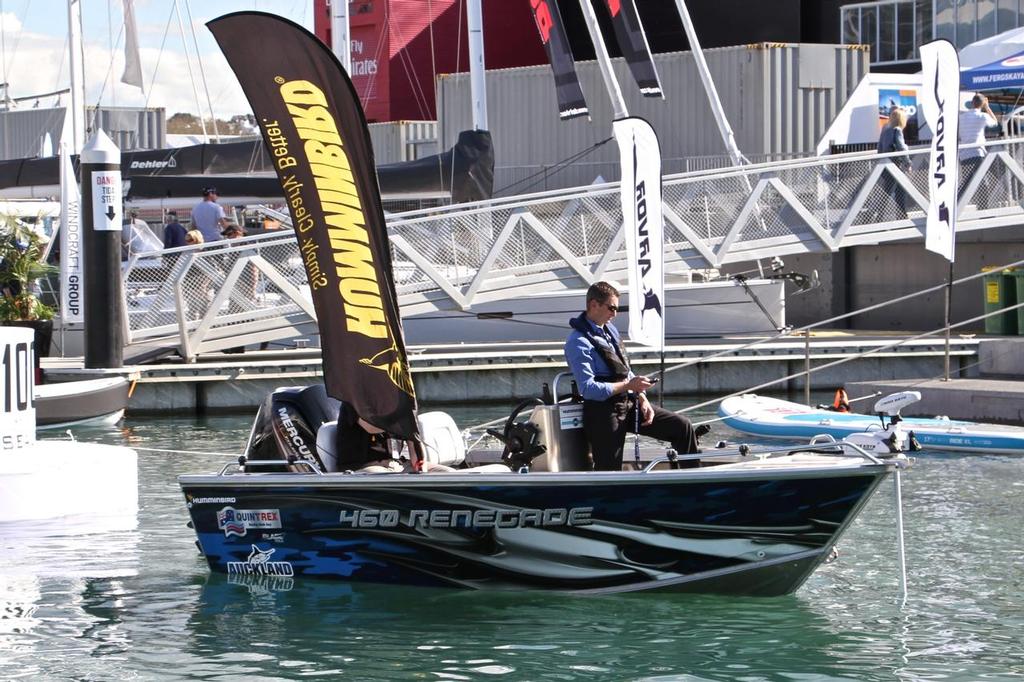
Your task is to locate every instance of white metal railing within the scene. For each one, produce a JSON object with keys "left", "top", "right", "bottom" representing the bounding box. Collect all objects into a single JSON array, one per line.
[{"left": 120, "top": 136, "right": 1024, "bottom": 358}]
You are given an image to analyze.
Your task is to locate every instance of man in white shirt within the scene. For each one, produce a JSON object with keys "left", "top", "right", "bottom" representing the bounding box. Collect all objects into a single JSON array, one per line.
[{"left": 959, "top": 94, "right": 998, "bottom": 189}]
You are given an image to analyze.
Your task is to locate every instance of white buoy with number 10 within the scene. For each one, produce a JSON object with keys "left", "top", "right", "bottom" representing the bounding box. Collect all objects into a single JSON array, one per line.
[{"left": 0, "top": 327, "right": 138, "bottom": 525}]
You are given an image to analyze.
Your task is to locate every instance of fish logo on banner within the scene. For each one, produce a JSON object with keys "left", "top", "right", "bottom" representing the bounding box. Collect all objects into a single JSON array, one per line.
[
  {"left": 613, "top": 117, "right": 664, "bottom": 348},
  {"left": 603, "top": 0, "right": 662, "bottom": 97},
  {"left": 920, "top": 40, "right": 960, "bottom": 262},
  {"left": 207, "top": 12, "right": 418, "bottom": 439},
  {"left": 530, "top": 0, "right": 589, "bottom": 120}
]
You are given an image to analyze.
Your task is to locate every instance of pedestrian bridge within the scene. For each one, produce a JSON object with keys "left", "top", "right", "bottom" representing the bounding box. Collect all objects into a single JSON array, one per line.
[{"left": 121, "top": 136, "right": 1024, "bottom": 360}]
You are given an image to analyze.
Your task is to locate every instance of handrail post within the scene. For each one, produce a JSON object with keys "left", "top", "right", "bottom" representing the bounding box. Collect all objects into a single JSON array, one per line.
[
  {"left": 804, "top": 331, "right": 811, "bottom": 406},
  {"left": 944, "top": 262, "right": 953, "bottom": 381}
]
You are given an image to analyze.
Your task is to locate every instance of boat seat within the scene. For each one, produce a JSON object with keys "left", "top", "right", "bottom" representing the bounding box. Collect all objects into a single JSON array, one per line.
[
  {"left": 316, "top": 414, "right": 512, "bottom": 474},
  {"left": 417, "top": 412, "right": 512, "bottom": 473},
  {"left": 315, "top": 421, "right": 341, "bottom": 472},
  {"left": 417, "top": 411, "right": 467, "bottom": 467}
]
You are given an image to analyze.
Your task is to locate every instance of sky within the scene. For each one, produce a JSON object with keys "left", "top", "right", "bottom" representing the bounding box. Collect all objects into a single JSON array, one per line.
[{"left": 0, "top": 0, "right": 315, "bottom": 119}]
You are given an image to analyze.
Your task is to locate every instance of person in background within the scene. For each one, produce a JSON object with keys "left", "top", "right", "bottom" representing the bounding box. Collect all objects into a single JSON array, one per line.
[
  {"left": 184, "top": 229, "right": 204, "bottom": 246},
  {"left": 163, "top": 211, "right": 187, "bottom": 249},
  {"left": 221, "top": 224, "right": 245, "bottom": 240},
  {"left": 190, "top": 187, "right": 228, "bottom": 243},
  {"left": 220, "top": 223, "right": 255, "bottom": 354},
  {"left": 959, "top": 94, "right": 998, "bottom": 189},
  {"left": 564, "top": 281, "right": 701, "bottom": 471},
  {"left": 877, "top": 107, "right": 910, "bottom": 215}
]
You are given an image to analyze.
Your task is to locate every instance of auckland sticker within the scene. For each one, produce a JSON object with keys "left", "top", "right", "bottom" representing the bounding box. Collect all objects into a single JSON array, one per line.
[{"left": 226, "top": 545, "right": 295, "bottom": 577}]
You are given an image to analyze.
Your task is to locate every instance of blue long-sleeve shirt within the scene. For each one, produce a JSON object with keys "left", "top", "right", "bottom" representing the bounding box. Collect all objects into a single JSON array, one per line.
[
  {"left": 164, "top": 222, "right": 187, "bottom": 248},
  {"left": 564, "top": 318, "right": 634, "bottom": 401}
]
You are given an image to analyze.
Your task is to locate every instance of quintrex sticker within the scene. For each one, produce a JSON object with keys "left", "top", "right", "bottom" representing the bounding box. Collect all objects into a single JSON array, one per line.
[
  {"left": 226, "top": 545, "right": 294, "bottom": 577},
  {"left": 217, "top": 507, "right": 282, "bottom": 537}
]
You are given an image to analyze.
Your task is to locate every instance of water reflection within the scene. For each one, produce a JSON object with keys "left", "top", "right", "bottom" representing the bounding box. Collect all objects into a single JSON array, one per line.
[{"left": 178, "top": 575, "right": 915, "bottom": 681}]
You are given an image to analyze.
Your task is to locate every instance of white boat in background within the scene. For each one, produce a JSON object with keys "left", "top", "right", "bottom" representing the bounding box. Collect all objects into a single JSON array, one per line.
[
  {"left": 35, "top": 376, "right": 132, "bottom": 430},
  {"left": 401, "top": 277, "right": 785, "bottom": 344},
  {"left": 719, "top": 393, "right": 1024, "bottom": 454},
  {"left": 0, "top": 328, "right": 137, "bottom": 525}
]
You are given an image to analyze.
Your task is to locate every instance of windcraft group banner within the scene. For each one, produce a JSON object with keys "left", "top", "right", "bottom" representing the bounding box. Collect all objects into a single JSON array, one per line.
[
  {"left": 603, "top": 0, "right": 661, "bottom": 97},
  {"left": 920, "top": 39, "right": 960, "bottom": 263},
  {"left": 613, "top": 117, "right": 664, "bottom": 349},
  {"left": 529, "top": 0, "right": 589, "bottom": 120},
  {"left": 58, "top": 139, "right": 82, "bottom": 325},
  {"left": 208, "top": 12, "right": 419, "bottom": 439}
]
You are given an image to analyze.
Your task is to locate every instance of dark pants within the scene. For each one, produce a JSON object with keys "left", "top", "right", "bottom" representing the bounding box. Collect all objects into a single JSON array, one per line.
[
  {"left": 583, "top": 396, "right": 699, "bottom": 471},
  {"left": 881, "top": 173, "right": 907, "bottom": 213},
  {"left": 960, "top": 156, "right": 983, "bottom": 194}
]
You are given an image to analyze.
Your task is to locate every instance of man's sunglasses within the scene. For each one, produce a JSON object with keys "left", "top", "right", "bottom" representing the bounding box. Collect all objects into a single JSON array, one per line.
[{"left": 604, "top": 303, "right": 619, "bottom": 312}]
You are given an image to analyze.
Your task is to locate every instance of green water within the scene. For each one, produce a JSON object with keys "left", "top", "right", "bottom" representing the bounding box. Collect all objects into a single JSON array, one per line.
[{"left": 2, "top": 405, "right": 1022, "bottom": 680}]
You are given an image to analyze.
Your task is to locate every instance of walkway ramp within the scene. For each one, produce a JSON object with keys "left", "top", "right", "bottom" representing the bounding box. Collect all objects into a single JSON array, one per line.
[{"left": 121, "top": 136, "right": 1024, "bottom": 360}]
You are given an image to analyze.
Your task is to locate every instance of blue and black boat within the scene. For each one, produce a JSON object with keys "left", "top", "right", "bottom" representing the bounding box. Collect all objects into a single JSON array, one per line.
[{"left": 180, "top": 11, "right": 907, "bottom": 597}]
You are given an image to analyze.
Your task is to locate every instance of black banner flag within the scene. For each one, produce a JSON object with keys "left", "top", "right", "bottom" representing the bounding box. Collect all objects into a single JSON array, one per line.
[
  {"left": 604, "top": 0, "right": 661, "bottom": 97},
  {"left": 529, "top": 0, "right": 589, "bottom": 120},
  {"left": 208, "top": 12, "right": 418, "bottom": 439}
]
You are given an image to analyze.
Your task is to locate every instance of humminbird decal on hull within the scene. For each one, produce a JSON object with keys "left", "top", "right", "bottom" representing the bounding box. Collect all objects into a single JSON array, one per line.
[{"left": 339, "top": 506, "right": 595, "bottom": 529}]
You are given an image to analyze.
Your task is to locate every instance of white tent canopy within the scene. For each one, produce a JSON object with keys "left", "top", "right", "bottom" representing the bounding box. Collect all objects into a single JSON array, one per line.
[{"left": 958, "top": 26, "right": 1024, "bottom": 70}]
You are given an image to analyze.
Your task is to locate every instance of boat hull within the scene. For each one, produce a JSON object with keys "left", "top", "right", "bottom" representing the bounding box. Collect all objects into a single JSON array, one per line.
[
  {"left": 35, "top": 377, "right": 130, "bottom": 430},
  {"left": 180, "top": 463, "right": 890, "bottom": 596},
  {"left": 401, "top": 279, "right": 786, "bottom": 343},
  {"left": 719, "top": 394, "right": 1024, "bottom": 454}
]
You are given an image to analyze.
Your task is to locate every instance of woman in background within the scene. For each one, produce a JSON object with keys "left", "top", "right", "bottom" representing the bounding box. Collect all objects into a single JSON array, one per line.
[{"left": 877, "top": 107, "right": 910, "bottom": 216}]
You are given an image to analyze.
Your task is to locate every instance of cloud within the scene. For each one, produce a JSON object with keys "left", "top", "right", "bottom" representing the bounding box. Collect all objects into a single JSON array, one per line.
[
  {"left": 0, "top": 12, "right": 23, "bottom": 34},
  {"left": 1, "top": 25, "right": 251, "bottom": 119}
]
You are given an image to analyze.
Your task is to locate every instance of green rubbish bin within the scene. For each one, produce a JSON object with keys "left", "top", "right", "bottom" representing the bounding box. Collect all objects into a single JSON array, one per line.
[
  {"left": 982, "top": 266, "right": 1018, "bottom": 335},
  {"left": 1014, "top": 270, "right": 1024, "bottom": 336}
]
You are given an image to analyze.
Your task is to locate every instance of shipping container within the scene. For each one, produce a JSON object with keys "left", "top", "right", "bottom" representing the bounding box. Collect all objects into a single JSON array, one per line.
[
  {"left": 0, "top": 106, "right": 166, "bottom": 161},
  {"left": 368, "top": 120, "right": 439, "bottom": 164},
  {"left": 436, "top": 43, "right": 869, "bottom": 195}
]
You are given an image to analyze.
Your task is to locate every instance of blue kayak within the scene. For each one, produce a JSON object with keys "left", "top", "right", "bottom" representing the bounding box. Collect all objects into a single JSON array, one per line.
[{"left": 719, "top": 394, "right": 1024, "bottom": 454}]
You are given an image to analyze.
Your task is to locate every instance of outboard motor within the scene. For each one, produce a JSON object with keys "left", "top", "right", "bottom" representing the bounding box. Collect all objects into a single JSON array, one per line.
[
  {"left": 843, "top": 391, "right": 923, "bottom": 455},
  {"left": 245, "top": 385, "right": 341, "bottom": 471}
]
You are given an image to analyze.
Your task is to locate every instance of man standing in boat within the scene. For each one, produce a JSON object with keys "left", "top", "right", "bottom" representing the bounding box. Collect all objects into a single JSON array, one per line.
[{"left": 565, "top": 281, "right": 700, "bottom": 470}]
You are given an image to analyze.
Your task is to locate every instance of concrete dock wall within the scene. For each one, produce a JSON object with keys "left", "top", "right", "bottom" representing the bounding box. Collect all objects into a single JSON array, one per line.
[{"left": 45, "top": 338, "right": 978, "bottom": 415}]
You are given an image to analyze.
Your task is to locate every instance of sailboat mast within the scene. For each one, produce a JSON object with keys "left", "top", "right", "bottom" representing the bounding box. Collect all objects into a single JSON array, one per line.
[
  {"left": 67, "top": 0, "right": 86, "bottom": 153},
  {"left": 671, "top": 0, "right": 745, "bottom": 166},
  {"left": 577, "top": 0, "right": 628, "bottom": 119},
  {"left": 467, "top": 0, "right": 488, "bottom": 131},
  {"left": 330, "top": 0, "right": 352, "bottom": 73}
]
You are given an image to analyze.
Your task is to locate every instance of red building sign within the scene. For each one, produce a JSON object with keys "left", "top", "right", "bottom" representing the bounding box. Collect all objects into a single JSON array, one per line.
[{"left": 313, "top": 0, "right": 546, "bottom": 122}]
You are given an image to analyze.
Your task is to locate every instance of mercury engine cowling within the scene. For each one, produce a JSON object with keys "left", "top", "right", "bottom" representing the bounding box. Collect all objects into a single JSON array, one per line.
[{"left": 245, "top": 385, "right": 340, "bottom": 470}]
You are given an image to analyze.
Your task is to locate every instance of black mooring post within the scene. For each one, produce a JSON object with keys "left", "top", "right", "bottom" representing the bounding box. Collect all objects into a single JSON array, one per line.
[{"left": 80, "top": 129, "right": 124, "bottom": 369}]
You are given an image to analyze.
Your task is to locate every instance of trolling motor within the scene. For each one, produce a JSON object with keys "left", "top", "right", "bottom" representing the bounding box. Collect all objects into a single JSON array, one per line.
[
  {"left": 487, "top": 399, "right": 548, "bottom": 472},
  {"left": 843, "top": 391, "right": 923, "bottom": 455}
]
